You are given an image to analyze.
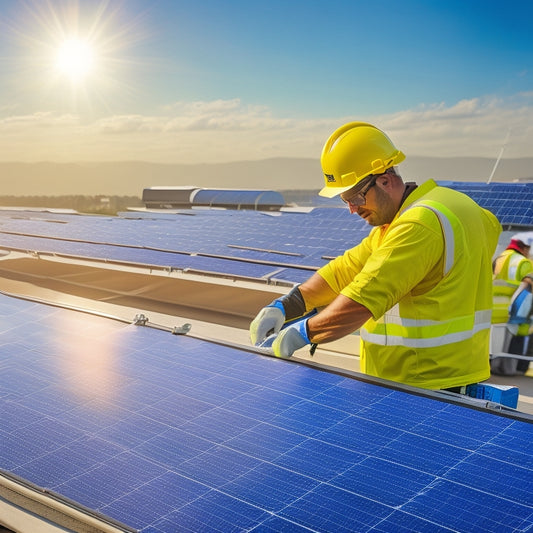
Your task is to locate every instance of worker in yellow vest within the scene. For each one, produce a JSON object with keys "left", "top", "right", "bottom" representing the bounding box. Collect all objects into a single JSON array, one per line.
[
  {"left": 492, "top": 235, "right": 533, "bottom": 323},
  {"left": 491, "top": 234, "right": 533, "bottom": 375},
  {"left": 250, "top": 122, "right": 502, "bottom": 391}
]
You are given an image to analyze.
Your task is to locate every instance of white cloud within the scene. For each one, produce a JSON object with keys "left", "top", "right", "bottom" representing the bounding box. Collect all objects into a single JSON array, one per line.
[
  {"left": 372, "top": 95, "right": 533, "bottom": 159},
  {"left": 0, "top": 94, "right": 532, "bottom": 162}
]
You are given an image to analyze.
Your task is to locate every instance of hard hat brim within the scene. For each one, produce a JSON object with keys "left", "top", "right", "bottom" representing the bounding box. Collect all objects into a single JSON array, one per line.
[{"left": 318, "top": 183, "right": 356, "bottom": 198}]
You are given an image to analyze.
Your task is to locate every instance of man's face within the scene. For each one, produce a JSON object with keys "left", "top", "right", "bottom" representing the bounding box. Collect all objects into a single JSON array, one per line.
[{"left": 343, "top": 177, "right": 398, "bottom": 226}]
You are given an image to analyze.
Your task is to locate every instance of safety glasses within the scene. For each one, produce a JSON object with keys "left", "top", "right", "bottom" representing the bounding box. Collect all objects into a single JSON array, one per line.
[{"left": 340, "top": 175, "right": 378, "bottom": 208}]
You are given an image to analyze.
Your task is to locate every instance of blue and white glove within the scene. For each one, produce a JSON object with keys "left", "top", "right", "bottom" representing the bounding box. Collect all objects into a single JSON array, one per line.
[
  {"left": 259, "top": 317, "right": 311, "bottom": 358},
  {"left": 249, "top": 300, "right": 285, "bottom": 345}
]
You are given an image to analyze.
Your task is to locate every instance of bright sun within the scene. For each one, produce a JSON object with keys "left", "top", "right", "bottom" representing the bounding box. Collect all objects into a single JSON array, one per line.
[
  {"left": 55, "top": 38, "right": 95, "bottom": 83},
  {"left": 7, "top": 1, "right": 148, "bottom": 107}
]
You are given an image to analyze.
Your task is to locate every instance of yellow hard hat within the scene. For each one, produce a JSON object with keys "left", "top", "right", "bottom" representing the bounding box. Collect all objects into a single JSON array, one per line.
[{"left": 319, "top": 122, "right": 406, "bottom": 198}]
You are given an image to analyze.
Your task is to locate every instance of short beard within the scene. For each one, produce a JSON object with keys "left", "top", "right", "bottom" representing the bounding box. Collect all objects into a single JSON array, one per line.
[{"left": 368, "top": 186, "right": 398, "bottom": 226}]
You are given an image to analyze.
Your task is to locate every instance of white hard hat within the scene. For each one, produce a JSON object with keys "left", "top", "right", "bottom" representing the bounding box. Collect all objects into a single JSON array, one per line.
[{"left": 511, "top": 232, "right": 533, "bottom": 247}]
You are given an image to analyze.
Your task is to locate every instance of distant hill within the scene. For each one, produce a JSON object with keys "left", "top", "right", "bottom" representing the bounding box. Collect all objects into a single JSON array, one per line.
[{"left": 0, "top": 157, "right": 531, "bottom": 197}]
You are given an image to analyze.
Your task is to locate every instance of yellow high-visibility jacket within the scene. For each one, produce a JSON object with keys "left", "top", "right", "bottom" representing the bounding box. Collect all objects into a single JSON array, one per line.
[
  {"left": 492, "top": 249, "right": 533, "bottom": 325},
  {"left": 318, "top": 180, "right": 501, "bottom": 390}
]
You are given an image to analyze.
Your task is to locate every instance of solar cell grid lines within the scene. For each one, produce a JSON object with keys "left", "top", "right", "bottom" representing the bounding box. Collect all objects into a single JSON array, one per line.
[{"left": 0, "top": 293, "right": 532, "bottom": 532}]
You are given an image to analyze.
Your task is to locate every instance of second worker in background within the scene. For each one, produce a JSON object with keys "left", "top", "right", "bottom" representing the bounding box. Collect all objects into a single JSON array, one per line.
[{"left": 492, "top": 233, "right": 533, "bottom": 375}]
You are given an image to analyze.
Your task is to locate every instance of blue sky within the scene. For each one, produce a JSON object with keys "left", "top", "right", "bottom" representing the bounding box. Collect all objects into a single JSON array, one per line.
[{"left": 0, "top": 0, "right": 532, "bottom": 164}]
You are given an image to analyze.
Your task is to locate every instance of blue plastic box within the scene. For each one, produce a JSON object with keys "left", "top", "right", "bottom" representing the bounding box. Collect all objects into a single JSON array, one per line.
[{"left": 465, "top": 383, "right": 519, "bottom": 409}]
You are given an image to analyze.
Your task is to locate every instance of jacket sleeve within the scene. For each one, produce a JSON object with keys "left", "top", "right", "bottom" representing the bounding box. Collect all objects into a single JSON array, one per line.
[{"left": 317, "top": 227, "right": 378, "bottom": 294}]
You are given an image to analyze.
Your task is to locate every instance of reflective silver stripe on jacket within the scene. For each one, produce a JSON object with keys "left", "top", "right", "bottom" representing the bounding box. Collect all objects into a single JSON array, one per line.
[
  {"left": 361, "top": 310, "right": 492, "bottom": 347},
  {"left": 493, "top": 279, "right": 521, "bottom": 290},
  {"left": 508, "top": 253, "right": 526, "bottom": 281},
  {"left": 400, "top": 201, "right": 455, "bottom": 276},
  {"left": 417, "top": 203, "right": 455, "bottom": 276}
]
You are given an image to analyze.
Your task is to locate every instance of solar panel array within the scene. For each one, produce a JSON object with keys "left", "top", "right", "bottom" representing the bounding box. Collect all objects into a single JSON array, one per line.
[
  {"left": 0, "top": 181, "right": 530, "bottom": 289},
  {"left": 438, "top": 181, "right": 533, "bottom": 227},
  {"left": 0, "top": 207, "right": 371, "bottom": 285},
  {"left": 1, "top": 293, "right": 532, "bottom": 532}
]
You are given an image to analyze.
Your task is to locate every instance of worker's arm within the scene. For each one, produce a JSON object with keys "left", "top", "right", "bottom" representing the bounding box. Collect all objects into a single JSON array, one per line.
[
  {"left": 250, "top": 263, "right": 372, "bottom": 353},
  {"left": 518, "top": 259, "right": 533, "bottom": 281},
  {"left": 297, "top": 272, "right": 339, "bottom": 309},
  {"left": 263, "top": 293, "right": 371, "bottom": 358},
  {"left": 306, "top": 294, "right": 372, "bottom": 344},
  {"left": 250, "top": 231, "right": 374, "bottom": 352},
  {"left": 299, "top": 273, "right": 372, "bottom": 342}
]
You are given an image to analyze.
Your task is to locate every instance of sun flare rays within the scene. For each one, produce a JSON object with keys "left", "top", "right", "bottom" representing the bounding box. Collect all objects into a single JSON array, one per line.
[{"left": 2, "top": 0, "right": 149, "bottom": 112}]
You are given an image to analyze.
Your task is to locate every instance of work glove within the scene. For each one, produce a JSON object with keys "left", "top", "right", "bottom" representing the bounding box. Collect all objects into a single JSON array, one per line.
[
  {"left": 259, "top": 317, "right": 311, "bottom": 358},
  {"left": 249, "top": 300, "right": 286, "bottom": 345}
]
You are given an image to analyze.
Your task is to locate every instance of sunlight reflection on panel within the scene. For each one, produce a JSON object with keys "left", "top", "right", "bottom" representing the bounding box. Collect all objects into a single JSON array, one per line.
[{"left": 47, "top": 312, "right": 132, "bottom": 404}]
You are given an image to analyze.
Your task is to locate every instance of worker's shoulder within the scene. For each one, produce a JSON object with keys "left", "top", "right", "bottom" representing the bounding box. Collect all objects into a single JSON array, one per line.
[
  {"left": 392, "top": 207, "right": 444, "bottom": 243},
  {"left": 401, "top": 183, "right": 464, "bottom": 215},
  {"left": 398, "top": 200, "right": 444, "bottom": 226}
]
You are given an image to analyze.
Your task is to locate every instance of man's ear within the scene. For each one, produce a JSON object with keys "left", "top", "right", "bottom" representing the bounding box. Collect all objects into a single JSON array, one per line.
[
  {"left": 378, "top": 170, "right": 400, "bottom": 191},
  {"left": 377, "top": 175, "right": 391, "bottom": 189}
]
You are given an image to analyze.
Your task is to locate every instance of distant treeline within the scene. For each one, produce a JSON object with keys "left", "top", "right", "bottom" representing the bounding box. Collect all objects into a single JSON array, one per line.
[{"left": 0, "top": 195, "right": 143, "bottom": 215}]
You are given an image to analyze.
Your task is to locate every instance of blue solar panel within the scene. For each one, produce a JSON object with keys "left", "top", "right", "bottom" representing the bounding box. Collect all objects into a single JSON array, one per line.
[
  {"left": 438, "top": 181, "right": 533, "bottom": 226},
  {"left": 1, "top": 292, "right": 532, "bottom": 532}
]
